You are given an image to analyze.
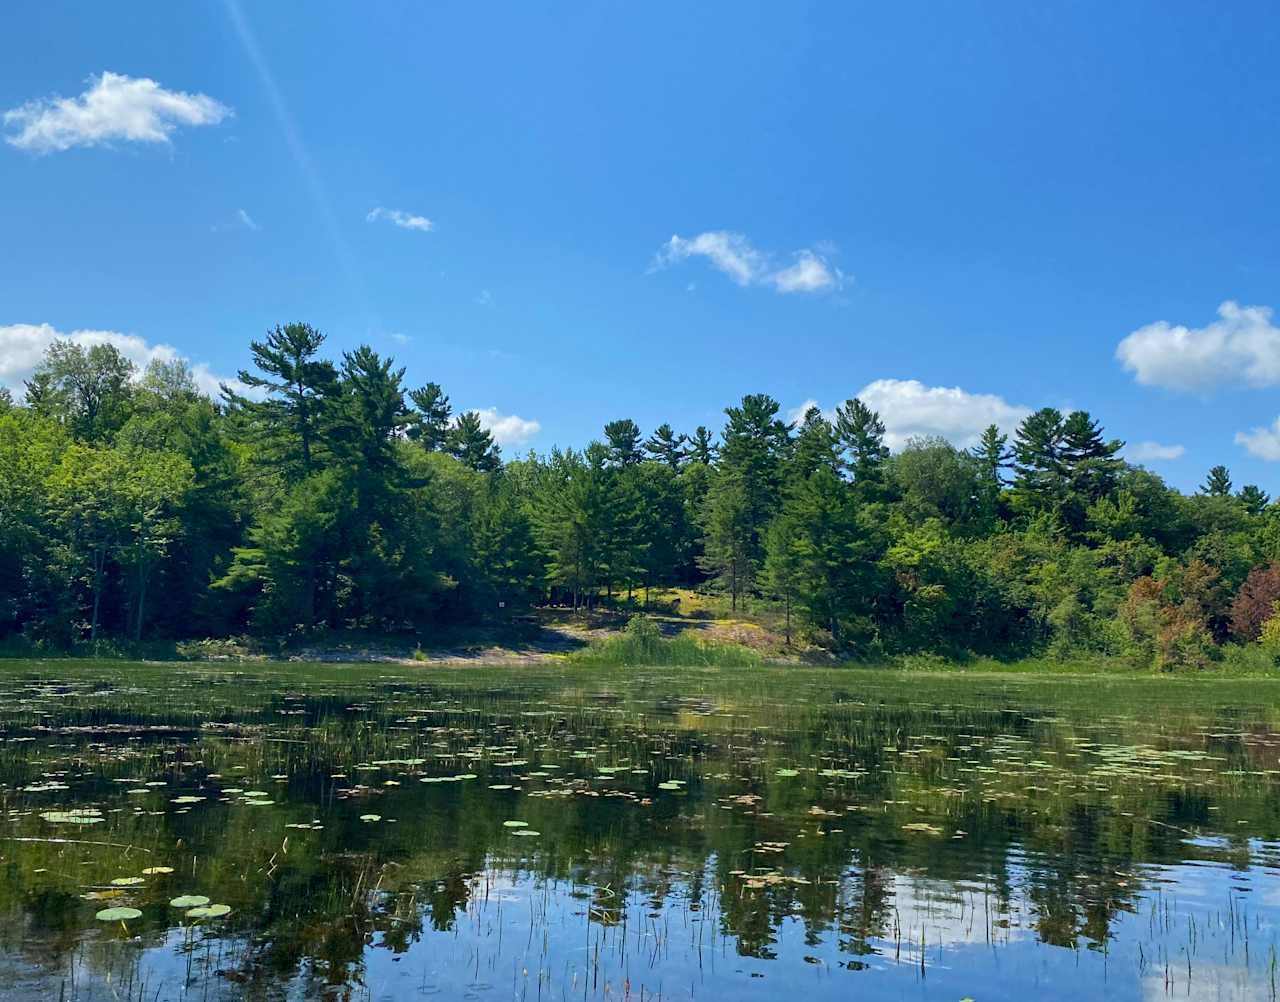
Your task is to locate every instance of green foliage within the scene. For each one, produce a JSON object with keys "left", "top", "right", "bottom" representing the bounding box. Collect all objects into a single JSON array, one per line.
[
  {"left": 1202, "top": 464, "right": 1233, "bottom": 497},
  {"left": 406, "top": 382, "right": 452, "bottom": 451},
  {"left": 446, "top": 411, "right": 500, "bottom": 472},
  {"left": 3, "top": 326, "right": 1280, "bottom": 671},
  {"left": 571, "top": 619, "right": 763, "bottom": 667}
]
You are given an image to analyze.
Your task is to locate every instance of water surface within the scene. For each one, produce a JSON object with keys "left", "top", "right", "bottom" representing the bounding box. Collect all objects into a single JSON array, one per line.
[{"left": 1, "top": 661, "right": 1278, "bottom": 1000}]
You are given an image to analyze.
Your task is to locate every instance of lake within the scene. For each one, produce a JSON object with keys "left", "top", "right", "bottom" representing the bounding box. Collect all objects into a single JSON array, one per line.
[{"left": 1, "top": 661, "right": 1278, "bottom": 1001}]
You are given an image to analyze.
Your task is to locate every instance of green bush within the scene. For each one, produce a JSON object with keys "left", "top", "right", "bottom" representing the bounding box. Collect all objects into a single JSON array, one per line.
[{"left": 571, "top": 616, "right": 763, "bottom": 667}]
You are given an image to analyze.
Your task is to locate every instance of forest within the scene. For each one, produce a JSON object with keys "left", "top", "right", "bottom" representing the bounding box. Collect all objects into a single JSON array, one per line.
[{"left": 2, "top": 321, "right": 1279, "bottom": 670}]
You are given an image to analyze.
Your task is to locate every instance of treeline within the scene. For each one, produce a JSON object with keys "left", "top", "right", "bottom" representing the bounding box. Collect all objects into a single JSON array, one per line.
[{"left": 3, "top": 322, "right": 1280, "bottom": 668}]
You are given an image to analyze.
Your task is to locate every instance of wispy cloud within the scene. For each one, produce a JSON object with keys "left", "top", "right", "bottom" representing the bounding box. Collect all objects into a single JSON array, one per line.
[
  {"left": 0, "top": 322, "right": 250, "bottom": 399},
  {"left": 367, "top": 206, "right": 433, "bottom": 232},
  {"left": 1116, "top": 301, "right": 1280, "bottom": 393},
  {"left": 3, "top": 71, "right": 230, "bottom": 153},
  {"left": 472, "top": 407, "right": 540, "bottom": 447},
  {"left": 212, "top": 207, "right": 261, "bottom": 233},
  {"left": 474, "top": 289, "right": 493, "bottom": 307},
  {"left": 1236, "top": 418, "right": 1280, "bottom": 461},
  {"left": 652, "top": 231, "right": 843, "bottom": 295},
  {"left": 1128, "top": 440, "right": 1186, "bottom": 462}
]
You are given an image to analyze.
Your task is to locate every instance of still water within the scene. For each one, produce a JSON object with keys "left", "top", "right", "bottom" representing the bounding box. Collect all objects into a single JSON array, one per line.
[{"left": 1, "top": 661, "right": 1278, "bottom": 1000}]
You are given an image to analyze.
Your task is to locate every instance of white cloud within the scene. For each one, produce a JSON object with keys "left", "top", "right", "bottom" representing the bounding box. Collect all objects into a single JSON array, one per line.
[
  {"left": 0, "top": 322, "right": 249, "bottom": 400},
  {"left": 655, "top": 231, "right": 766, "bottom": 286},
  {"left": 1236, "top": 417, "right": 1280, "bottom": 461},
  {"left": 785, "top": 398, "right": 824, "bottom": 426},
  {"left": 236, "top": 208, "right": 260, "bottom": 231},
  {"left": 858, "top": 379, "right": 1030, "bottom": 450},
  {"left": 796, "top": 380, "right": 1029, "bottom": 451},
  {"left": 1116, "top": 300, "right": 1280, "bottom": 393},
  {"left": 1128, "top": 440, "right": 1186, "bottom": 462},
  {"left": 471, "top": 407, "right": 541, "bottom": 448},
  {"left": 474, "top": 289, "right": 493, "bottom": 307},
  {"left": 3, "top": 71, "right": 230, "bottom": 153},
  {"left": 389, "top": 332, "right": 411, "bottom": 345},
  {"left": 772, "top": 250, "right": 838, "bottom": 294},
  {"left": 652, "top": 231, "right": 842, "bottom": 294},
  {"left": 366, "top": 206, "right": 433, "bottom": 232}
]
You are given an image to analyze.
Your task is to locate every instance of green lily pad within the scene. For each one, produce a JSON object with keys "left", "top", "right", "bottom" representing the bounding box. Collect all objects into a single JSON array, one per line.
[
  {"left": 40, "top": 809, "right": 103, "bottom": 825},
  {"left": 186, "top": 903, "right": 232, "bottom": 919},
  {"left": 96, "top": 907, "right": 142, "bottom": 921},
  {"left": 170, "top": 895, "right": 210, "bottom": 908}
]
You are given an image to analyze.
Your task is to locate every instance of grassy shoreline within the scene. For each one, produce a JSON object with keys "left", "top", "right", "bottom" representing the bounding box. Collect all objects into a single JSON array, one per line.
[{"left": 0, "top": 641, "right": 1276, "bottom": 678}]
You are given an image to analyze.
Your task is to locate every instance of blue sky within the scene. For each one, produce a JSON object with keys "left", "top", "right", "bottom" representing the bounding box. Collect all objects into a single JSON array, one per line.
[{"left": 3, "top": 1, "right": 1280, "bottom": 491}]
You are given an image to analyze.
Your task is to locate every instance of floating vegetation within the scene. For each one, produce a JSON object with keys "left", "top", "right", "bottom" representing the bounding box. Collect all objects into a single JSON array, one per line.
[
  {"left": 1, "top": 661, "right": 1279, "bottom": 1001},
  {"left": 185, "top": 903, "right": 231, "bottom": 919},
  {"left": 94, "top": 907, "right": 142, "bottom": 922},
  {"left": 39, "top": 808, "right": 103, "bottom": 824}
]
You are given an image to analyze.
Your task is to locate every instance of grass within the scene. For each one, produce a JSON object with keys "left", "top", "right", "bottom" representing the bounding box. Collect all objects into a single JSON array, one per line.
[
  {"left": 882, "top": 649, "right": 1280, "bottom": 677},
  {"left": 568, "top": 627, "right": 764, "bottom": 667}
]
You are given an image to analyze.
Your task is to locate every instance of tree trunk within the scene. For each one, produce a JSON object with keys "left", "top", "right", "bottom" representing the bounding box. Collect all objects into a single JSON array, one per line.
[
  {"left": 134, "top": 568, "right": 148, "bottom": 642},
  {"left": 90, "top": 547, "right": 104, "bottom": 643}
]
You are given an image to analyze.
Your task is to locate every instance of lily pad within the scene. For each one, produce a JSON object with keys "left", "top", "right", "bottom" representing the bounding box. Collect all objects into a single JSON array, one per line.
[
  {"left": 142, "top": 866, "right": 174, "bottom": 875},
  {"left": 40, "top": 809, "right": 103, "bottom": 825},
  {"left": 186, "top": 903, "right": 232, "bottom": 919},
  {"left": 95, "top": 907, "right": 142, "bottom": 921},
  {"left": 170, "top": 895, "right": 210, "bottom": 908}
]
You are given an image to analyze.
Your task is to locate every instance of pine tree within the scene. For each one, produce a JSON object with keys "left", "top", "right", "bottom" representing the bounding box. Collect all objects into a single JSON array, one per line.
[
  {"left": 1239, "top": 484, "right": 1271, "bottom": 515},
  {"left": 226, "top": 323, "right": 340, "bottom": 479},
  {"left": 782, "top": 467, "right": 872, "bottom": 646},
  {"left": 971, "top": 424, "right": 1012, "bottom": 487},
  {"left": 1061, "top": 410, "right": 1124, "bottom": 501},
  {"left": 1202, "top": 465, "right": 1233, "bottom": 497},
  {"left": 707, "top": 394, "right": 791, "bottom": 593},
  {"left": 835, "top": 398, "right": 889, "bottom": 492},
  {"left": 335, "top": 346, "right": 412, "bottom": 484},
  {"left": 604, "top": 419, "right": 643, "bottom": 467},
  {"left": 407, "top": 383, "right": 452, "bottom": 451},
  {"left": 688, "top": 426, "right": 717, "bottom": 466},
  {"left": 644, "top": 423, "right": 688, "bottom": 469},
  {"left": 1012, "top": 407, "right": 1066, "bottom": 511},
  {"left": 698, "top": 468, "right": 754, "bottom": 610},
  {"left": 447, "top": 412, "right": 501, "bottom": 472},
  {"left": 763, "top": 514, "right": 800, "bottom": 644},
  {"left": 791, "top": 406, "right": 841, "bottom": 479}
]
